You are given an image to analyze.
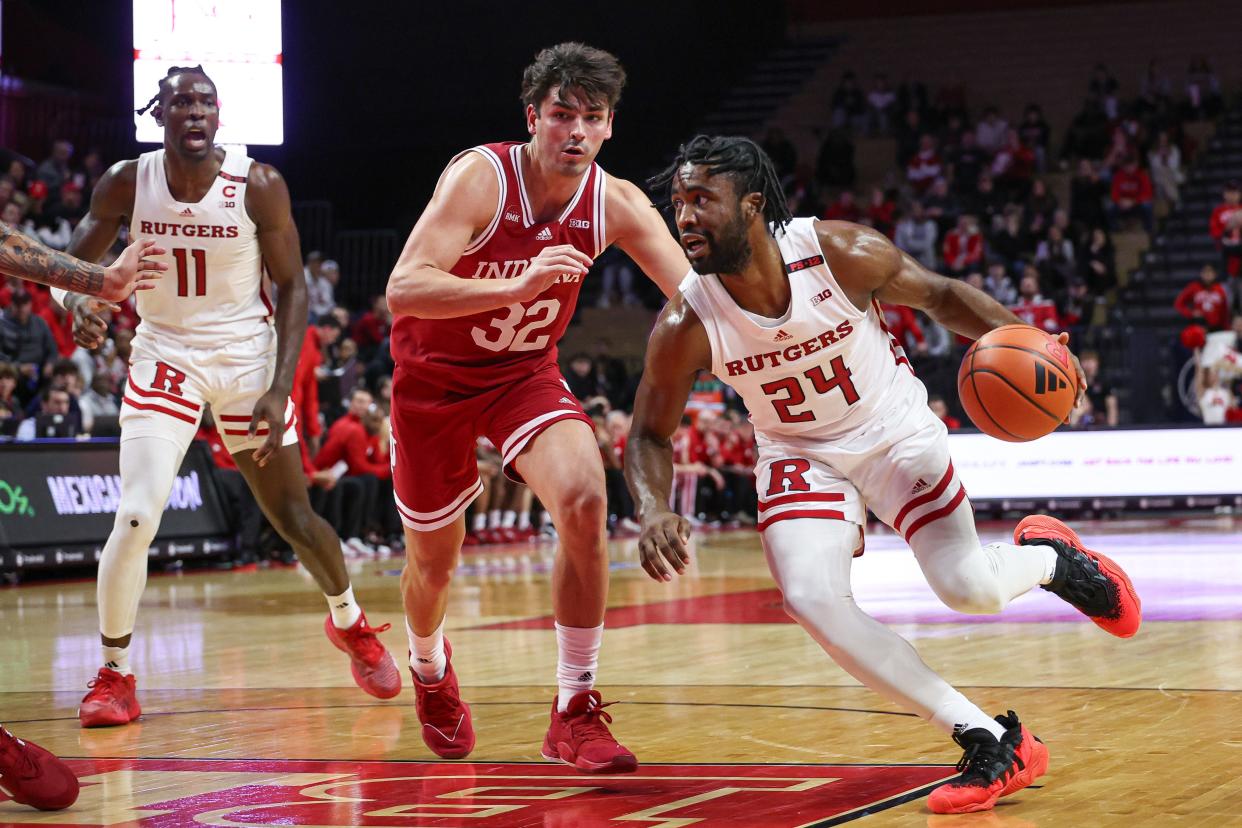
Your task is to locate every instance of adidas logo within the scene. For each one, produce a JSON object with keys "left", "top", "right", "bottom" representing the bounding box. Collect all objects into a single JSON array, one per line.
[
  {"left": 911, "top": 478, "right": 929, "bottom": 496},
  {"left": 179, "top": 207, "right": 194, "bottom": 217},
  {"left": 773, "top": 329, "right": 793, "bottom": 342},
  {"left": 577, "top": 671, "right": 594, "bottom": 683},
  {"left": 334, "top": 601, "right": 351, "bottom": 609},
  {"left": 535, "top": 227, "right": 553, "bottom": 241},
  {"left": 417, "top": 657, "right": 433, "bottom": 664},
  {"left": 559, "top": 396, "right": 575, "bottom": 405},
  {"left": 1034, "top": 362, "right": 1070, "bottom": 395}
]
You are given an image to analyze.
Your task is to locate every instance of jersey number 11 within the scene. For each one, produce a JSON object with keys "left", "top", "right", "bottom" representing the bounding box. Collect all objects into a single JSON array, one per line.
[{"left": 172, "top": 248, "right": 207, "bottom": 297}]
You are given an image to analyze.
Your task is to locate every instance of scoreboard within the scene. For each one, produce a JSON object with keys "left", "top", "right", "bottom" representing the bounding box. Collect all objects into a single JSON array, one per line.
[{"left": 132, "top": 0, "right": 283, "bottom": 145}]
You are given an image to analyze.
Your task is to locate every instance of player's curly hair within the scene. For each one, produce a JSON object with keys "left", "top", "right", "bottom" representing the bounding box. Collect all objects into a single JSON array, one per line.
[
  {"left": 648, "top": 135, "right": 792, "bottom": 234},
  {"left": 520, "top": 42, "right": 626, "bottom": 113},
  {"left": 136, "top": 65, "right": 216, "bottom": 116}
]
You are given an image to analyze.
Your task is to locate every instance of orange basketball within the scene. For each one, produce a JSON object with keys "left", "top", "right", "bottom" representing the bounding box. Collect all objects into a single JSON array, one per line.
[{"left": 957, "top": 325, "right": 1077, "bottom": 442}]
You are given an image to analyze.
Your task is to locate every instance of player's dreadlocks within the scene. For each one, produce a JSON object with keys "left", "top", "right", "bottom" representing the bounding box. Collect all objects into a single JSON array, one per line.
[
  {"left": 648, "top": 135, "right": 792, "bottom": 234},
  {"left": 135, "top": 65, "right": 216, "bottom": 116}
]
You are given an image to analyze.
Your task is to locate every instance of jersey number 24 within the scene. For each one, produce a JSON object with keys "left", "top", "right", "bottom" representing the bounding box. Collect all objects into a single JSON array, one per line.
[{"left": 760, "top": 356, "right": 859, "bottom": 423}]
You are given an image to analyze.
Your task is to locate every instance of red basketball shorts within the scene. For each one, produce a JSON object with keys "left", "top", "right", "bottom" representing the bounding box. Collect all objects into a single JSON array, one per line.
[{"left": 389, "top": 362, "right": 593, "bottom": 532}]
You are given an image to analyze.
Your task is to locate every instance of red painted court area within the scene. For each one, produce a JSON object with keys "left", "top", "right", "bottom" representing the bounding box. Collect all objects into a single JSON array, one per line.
[{"left": 5, "top": 759, "right": 954, "bottom": 827}]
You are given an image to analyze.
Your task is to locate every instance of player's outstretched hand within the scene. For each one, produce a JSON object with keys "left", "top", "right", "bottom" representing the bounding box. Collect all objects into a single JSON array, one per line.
[
  {"left": 510, "top": 244, "right": 592, "bottom": 303},
  {"left": 101, "top": 238, "right": 167, "bottom": 302},
  {"left": 69, "top": 296, "right": 119, "bottom": 350},
  {"left": 1055, "top": 331, "right": 1086, "bottom": 420},
  {"left": 248, "top": 390, "right": 287, "bottom": 467},
  {"left": 638, "top": 510, "right": 691, "bottom": 582}
]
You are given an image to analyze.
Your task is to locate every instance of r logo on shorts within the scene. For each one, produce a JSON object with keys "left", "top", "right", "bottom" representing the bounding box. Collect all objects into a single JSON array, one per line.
[
  {"left": 766, "top": 459, "right": 813, "bottom": 496},
  {"left": 152, "top": 362, "right": 188, "bottom": 397}
]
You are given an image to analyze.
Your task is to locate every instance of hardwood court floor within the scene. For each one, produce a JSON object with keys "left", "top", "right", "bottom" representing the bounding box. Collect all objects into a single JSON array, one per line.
[{"left": 1, "top": 518, "right": 1241, "bottom": 825}]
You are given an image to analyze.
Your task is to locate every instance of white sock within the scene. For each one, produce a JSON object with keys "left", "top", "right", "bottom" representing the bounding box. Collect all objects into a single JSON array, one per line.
[
  {"left": 472, "top": 512, "right": 487, "bottom": 532},
  {"left": 488, "top": 509, "right": 501, "bottom": 529},
  {"left": 541, "top": 511, "right": 553, "bottom": 527},
  {"left": 518, "top": 511, "right": 531, "bottom": 531},
  {"left": 407, "top": 618, "right": 446, "bottom": 683},
  {"left": 555, "top": 622, "right": 603, "bottom": 712},
  {"left": 326, "top": 585, "right": 363, "bottom": 629},
  {"left": 1035, "top": 543, "right": 1059, "bottom": 586},
  {"left": 501, "top": 510, "right": 516, "bottom": 528},
  {"left": 102, "top": 644, "right": 131, "bottom": 676},
  {"left": 932, "top": 692, "right": 1007, "bottom": 740}
]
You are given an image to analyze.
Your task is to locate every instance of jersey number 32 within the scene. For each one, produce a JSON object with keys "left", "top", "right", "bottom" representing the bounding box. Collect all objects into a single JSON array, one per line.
[{"left": 471, "top": 299, "right": 561, "bottom": 352}]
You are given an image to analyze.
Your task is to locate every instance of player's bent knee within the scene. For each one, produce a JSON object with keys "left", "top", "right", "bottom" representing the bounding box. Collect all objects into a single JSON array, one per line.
[
  {"left": 268, "top": 504, "right": 322, "bottom": 550},
  {"left": 115, "top": 504, "right": 162, "bottom": 540},
  {"left": 410, "top": 552, "right": 456, "bottom": 590},
  {"left": 930, "top": 578, "right": 1006, "bottom": 615},
  {"left": 550, "top": 485, "right": 607, "bottom": 531},
  {"left": 780, "top": 587, "right": 856, "bottom": 642}
]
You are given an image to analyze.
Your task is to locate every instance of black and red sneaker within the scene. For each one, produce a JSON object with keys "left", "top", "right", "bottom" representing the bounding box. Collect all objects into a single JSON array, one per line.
[
  {"left": 928, "top": 711, "right": 1049, "bottom": 814},
  {"left": 1015, "top": 515, "right": 1142, "bottom": 638}
]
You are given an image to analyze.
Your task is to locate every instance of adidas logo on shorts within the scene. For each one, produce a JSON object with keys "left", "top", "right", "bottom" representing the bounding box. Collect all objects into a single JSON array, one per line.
[
  {"left": 773, "top": 329, "right": 793, "bottom": 342},
  {"left": 911, "top": 477, "right": 930, "bottom": 495},
  {"left": 536, "top": 227, "right": 553, "bottom": 241}
]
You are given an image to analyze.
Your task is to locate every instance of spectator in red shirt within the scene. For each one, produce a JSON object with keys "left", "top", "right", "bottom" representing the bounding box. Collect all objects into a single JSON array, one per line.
[
  {"left": 990, "top": 129, "right": 1036, "bottom": 200},
  {"left": 36, "top": 299, "right": 76, "bottom": 358},
  {"left": 1009, "top": 269, "right": 1060, "bottom": 333},
  {"left": 865, "top": 187, "right": 897, "bottom": 238},
  {"left": 315, "top": 389, "right": 391, "bottom": 479},
  {"left": 942, "top": 214, "right": 984, "bottom": 277},
  {"left": 822, "top": 190, "right": 861, "bottom": 223},
  {"left": 350, "top": 294, "right": 391, "bottom": 361},
  {"left": 1108, "top": 156, "right": 1154, "bottom": 234},
  {"left": 1174, "top": 264, "right": 1230, "bottom": 331},
  {"left": 1209, "top": 180, "right": 1242, "bottom": 279},
  {"left": 880, "top": 303, "right": 929, "bottom": 355},
  {"left": 293, "top": 315, "right": 342, "bottom": 456},
  {"left": 906, "top": 134, "right": 942, "bottom": 195},
  {"left": 928, "top": 395, "right": 961, "bottom": 429},
  {"left": 314, "top": 389, "right": 399, "bottom": 546}
]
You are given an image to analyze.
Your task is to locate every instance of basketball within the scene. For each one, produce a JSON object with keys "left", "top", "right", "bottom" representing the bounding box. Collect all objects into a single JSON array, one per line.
[{"left": 957, "top": 325, "right": 1077, "bottom": 442}]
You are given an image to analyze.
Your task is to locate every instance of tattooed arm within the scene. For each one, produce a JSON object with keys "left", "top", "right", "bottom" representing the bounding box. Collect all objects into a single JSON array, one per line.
[{"left": 0, "top": 220, "right": 165, "bottom": 303}]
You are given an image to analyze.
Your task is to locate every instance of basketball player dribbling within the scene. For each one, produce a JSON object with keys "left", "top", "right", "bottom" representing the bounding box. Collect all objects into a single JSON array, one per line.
[
  {"left": 384, "top": 43, "right": 689, "bottom": 771},
  {"left": 0, "top": 228, "right": 166, "bottom": 810},
  {"left": 626, "top": 136, "right": 1142, "bottom": 814},
  {"left": 56, "top": 65, "right": 401, "bottom": 729}
]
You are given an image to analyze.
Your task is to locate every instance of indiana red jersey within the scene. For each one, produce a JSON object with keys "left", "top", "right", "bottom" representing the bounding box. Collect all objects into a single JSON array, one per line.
[{"left": 391, "top": 141, "right": 607, "bottom": 396}]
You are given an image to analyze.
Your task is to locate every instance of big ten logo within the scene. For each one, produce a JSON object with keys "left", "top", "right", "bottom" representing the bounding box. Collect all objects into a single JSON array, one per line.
[{"left": 46, "top": 762, "right": 957, "bottom": 827}]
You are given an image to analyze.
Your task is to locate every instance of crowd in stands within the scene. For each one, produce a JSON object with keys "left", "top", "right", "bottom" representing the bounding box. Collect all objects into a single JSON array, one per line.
[
  {"left": 2, "top": 53, "right": 1240, "bottom": 559},
  {"left": 759, "top": 57, "right": 1237, "bottom": 428}
]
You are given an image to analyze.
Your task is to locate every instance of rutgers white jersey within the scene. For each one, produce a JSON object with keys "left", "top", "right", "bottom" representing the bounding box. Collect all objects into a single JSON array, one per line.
[
  {"left": 679, "top": 217, "right": 924, "bottom": 442},
  {"left": 130, "top": 148, "right": 272, "bottom": 349}
]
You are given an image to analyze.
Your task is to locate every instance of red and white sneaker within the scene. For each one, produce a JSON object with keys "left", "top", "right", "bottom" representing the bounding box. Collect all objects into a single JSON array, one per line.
[
  {"left": 1015, "top": 515, "right": 1142, "bottom": 638},
  {"left": 78, "top": 667, "right": 141, "bottom": 728},
  {"left": 928, "top": 711, "right": 1049, "bottom": 814},
  {"left": 412, "top": 639, "right": 475, "bottom": 759},
  {"left": 0, "top": 726, "right": 79, "bottom": 810},
  {"left": 542, "top": 690, "right": 637, "bottom": 774},
  {"left": 324, "top": 614, "right": 402, "bottom": 699}
]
